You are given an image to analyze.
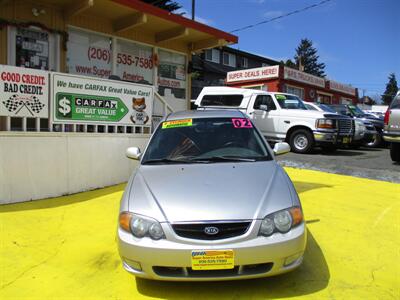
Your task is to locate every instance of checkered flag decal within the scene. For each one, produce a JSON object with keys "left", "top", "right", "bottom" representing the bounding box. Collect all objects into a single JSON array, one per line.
[
  {"left": 26, "top": 96, "right": 45, "bottom": 114},
  {"left": 2, "top": 95, "right": 23, "bottom": 112}
]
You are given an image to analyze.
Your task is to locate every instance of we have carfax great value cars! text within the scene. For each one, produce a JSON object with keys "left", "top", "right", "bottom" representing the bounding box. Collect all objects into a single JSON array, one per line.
[{"left": 117, "top": 110, "right": 306, "bottom": 281}]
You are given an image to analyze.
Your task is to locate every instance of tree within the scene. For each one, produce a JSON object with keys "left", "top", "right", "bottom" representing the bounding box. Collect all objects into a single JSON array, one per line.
[
  {"left": 280, "top": 59, "right": 296, "bottom": 69},
  {"left": 141, "top": 0, "right": 181, "bottom": 12},
  {"left": 381, "top": 73, "right": 398, "bottom": 105},
  {"left": 294, "top": 38, "right": 326, "bottom": 77}
]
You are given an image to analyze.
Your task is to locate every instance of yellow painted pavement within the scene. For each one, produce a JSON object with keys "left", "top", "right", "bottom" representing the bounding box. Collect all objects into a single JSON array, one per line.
[{"left": 0, "top": 168, "right": 399, "bottom": 299}]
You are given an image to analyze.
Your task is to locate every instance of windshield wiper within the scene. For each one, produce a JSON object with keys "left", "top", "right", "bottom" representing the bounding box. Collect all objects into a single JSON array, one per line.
[
  {"left": 142, "top": 158, "right": 209, "bottom": 165},
  {"left": 194, "top": 156, "right": 258, "bottom": 163}
]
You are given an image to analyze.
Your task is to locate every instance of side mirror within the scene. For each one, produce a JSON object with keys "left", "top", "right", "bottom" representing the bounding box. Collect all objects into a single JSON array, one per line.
[
  {"left": 273, "top": 142, "right": 291, "bottom": 156},
  {"left": 126, "top": 147, "right": 141, "bottom": 160},
  {"left": 259, "top": 104, "right": 269, "bottom": 111}
]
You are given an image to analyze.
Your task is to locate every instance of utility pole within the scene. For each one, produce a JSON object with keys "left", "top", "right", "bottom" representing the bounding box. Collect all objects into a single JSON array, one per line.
[{"left": 192, "top": 0, "right": 195, "bottom": 20}]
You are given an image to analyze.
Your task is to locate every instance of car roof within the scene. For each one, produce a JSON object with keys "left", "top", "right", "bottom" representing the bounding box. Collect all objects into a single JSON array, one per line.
[{"left": 165, "top": 109, "right": 246, "bottom": 121}]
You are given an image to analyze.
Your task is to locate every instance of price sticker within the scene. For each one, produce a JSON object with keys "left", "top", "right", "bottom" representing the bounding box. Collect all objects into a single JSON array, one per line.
[{"left": 232, "top": 118, "right": 253, "bottom": 128}]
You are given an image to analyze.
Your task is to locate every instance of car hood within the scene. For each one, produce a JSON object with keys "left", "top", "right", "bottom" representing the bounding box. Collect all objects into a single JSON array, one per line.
[{"left": 127, "top": 161, "right": 296, "bottom": 222}]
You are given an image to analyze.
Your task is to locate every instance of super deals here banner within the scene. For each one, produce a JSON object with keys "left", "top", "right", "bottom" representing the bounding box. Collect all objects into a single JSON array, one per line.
[
  {"left": 0, "top": 65, "right": 49, "bottom": 118},
  {"left": 52, "top": 73, "right": 153, "bottom": 126}
]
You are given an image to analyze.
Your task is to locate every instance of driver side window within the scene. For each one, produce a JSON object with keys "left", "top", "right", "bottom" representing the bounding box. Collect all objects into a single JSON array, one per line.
[{"left": 253, "top": 95, "right": 276, "bottom": 110}]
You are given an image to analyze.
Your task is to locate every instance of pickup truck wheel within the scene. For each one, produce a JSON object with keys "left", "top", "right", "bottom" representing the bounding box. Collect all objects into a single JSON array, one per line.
[
  {"left": 390, "top": 143, "right": 400, "bottom": 162},
  {"left": 364, "top": 133, "right": 382, "bottom": 148},
  {"left": 289, "top": 129, "right": 314, "bottom": 154}
]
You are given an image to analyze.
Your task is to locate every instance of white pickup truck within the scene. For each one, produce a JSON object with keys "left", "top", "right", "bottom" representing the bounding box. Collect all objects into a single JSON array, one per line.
[{"left": 195, "top": 87, "right": 353, "bottom": 153}]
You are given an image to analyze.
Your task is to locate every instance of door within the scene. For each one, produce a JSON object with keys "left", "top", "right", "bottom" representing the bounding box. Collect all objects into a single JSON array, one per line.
[{"left": 248, "top": 94, "right": 280, "bottom": 138}]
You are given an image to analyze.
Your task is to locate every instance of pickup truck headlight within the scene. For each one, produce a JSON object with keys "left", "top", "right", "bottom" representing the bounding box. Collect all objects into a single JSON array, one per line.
[
  {"left": 259, "top": 207, "right": 303, "bottom": 236},
  {"left": 119, "top": 212, "right": 165, "bottom": 240},
  {"left": 316, "top": 119, "right": 335, "bottom": 129},
  {"left": 355, "top": 120, "right": 366, "bottom": 132}
]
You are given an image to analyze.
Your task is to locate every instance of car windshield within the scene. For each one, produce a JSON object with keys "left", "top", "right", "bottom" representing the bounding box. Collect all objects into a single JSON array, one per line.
[
  {"left": 275, "top": 94, "right": 307, "bottom": 110},
  {"left": 348, "top": 105, "right": 365, "bottom": 117},
  {"left": 318, "top": 104, "right": 337, "bottom": 113},
  {"left": 304, "top": 103, "right": 318, "bottom": 110},
  {"left": 390, "top": 94, "right": 400, "bottom": 109},
  {"left": 141, "top": 117, "right": 272, "bottom": 164}
]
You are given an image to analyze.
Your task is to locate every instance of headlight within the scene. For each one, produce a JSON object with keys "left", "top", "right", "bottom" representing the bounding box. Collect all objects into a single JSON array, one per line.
[
  {"left": 274, "top": 210, "right": 292, "bottom": 232},
  {"left": 316, "top": 119, "right": 335, "bottom": 129},
  {"left": 355, "top": 120, "right": 365, "bottom": 131},
  {"left": 259, "top": 217, "right": 275, "bottom": 236},
  {"left": 119, "top": 212, "right": 165, "bottom": 240},
  {"left": 259, "top": 207, "right": 303, "bottom": 236}
]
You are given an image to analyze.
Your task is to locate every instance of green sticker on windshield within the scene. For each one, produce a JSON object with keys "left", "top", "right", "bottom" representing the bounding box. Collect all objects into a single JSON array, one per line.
[
  {"left": 276, "top": 94, "right": 287, "bottom": 100},
  {"left": 162, "top": 118, "right": 193, "bottom": 129}
]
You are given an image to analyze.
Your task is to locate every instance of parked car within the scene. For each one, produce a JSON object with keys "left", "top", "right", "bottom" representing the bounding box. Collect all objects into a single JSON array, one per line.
[
  {"left": 383, "top": 91, "right": 400, "bottom": 162},
  {"left": 304, "top": 102, "right": 377, "bottom": 149},
  {"left": 329, "top": 104, "right": 384, "bottom": 147},
  {"left": 118, "top": 110, "right": 306, "bottom": 281},
  {"left": 195, "top": 87, "right": 353, "bottom": 154}
]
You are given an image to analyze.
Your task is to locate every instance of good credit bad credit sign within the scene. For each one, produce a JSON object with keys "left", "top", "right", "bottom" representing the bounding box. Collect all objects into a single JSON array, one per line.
[
  {"left": 227, "top": 66, "right": 279, "bottom": 83},
  {"left": 0, "top": 65, "right": 49, "bottom": 118},
  {"left": 52, "top": 73, "right": 153, "bottom": 125}
]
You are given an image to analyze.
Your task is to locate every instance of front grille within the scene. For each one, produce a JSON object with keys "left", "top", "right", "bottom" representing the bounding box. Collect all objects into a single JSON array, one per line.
[
  {"left": 153, "top": 263, "right": 273, "bottom": 278},
  {"left": 172, "top": 222, "right": 251, "bottom": 240},
  {"left": 337, "top": 118, "right": 353, "bottom": 135}
]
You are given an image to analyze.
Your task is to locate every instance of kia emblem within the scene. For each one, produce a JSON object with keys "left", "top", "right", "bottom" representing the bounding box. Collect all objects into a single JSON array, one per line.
[{"left": 204, "top": 226, "right": 219, "bottom": 235}]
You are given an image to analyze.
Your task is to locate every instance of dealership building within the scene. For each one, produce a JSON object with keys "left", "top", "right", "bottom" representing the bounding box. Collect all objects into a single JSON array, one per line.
[
  {"left": 226, "top": 65, "right": 358, "bottom": 104},
  {"left": 0, "top": 0, "right": 237, "bottom": 203}
]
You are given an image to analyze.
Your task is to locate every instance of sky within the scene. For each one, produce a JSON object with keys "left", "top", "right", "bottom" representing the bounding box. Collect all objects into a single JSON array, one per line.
[{"left": 176, "top": 0, "right": 400, "bottom": 101}]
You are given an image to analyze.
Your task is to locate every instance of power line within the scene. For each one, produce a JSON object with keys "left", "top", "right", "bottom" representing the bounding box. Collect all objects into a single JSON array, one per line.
[{"left": 230, "top": 0, "right": 333, "bottom": 33}]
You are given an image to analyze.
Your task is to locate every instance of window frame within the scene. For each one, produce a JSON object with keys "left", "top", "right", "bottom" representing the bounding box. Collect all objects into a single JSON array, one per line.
[
  {"left": 205, "top": 49, "right": 220, "bottom": 63},
  {"left": 253, "top": 95, "right": 276, "bottom": 110},
  {"left": 223, "top": 52, "right": 236, "bottom": 67},
  {"left": 285, "top": 84, "right": 305, "bottom": 99}
]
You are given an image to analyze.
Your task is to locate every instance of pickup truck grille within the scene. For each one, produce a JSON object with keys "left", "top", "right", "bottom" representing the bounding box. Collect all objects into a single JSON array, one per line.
[
  {"left": 172, "top": 222, "right": 251, "bottom": 240},
  {"left": 337, "top": 119, "right": 353, "bottom": 136}
]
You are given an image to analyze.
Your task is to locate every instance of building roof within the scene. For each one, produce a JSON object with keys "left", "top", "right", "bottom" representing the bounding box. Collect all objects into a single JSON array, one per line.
[{"left": 223, "top": 47, "right": 280, "bottom": 66}]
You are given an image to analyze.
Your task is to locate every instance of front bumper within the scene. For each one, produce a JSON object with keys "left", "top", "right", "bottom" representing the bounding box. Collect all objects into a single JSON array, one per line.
[
  {"left": 118, "top": 221, "right": 307, "bottom": 281},
  {"left": 383, "top": 132, "right": 400, "bottom": 143},
  {"left": 313, "top": 130, "right": 352, "bottom": 145}
]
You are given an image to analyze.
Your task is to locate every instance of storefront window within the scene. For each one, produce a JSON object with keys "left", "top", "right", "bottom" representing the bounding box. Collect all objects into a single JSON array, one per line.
[
  {"left": 286, "top": 85, "right": 304, "bottom": 99},
  {"left": 116, "top": 40, "right": 154, "bottom": 84},
  {"left": 15, "top": 28, "right": 49, "bottom": 70},
  {"left": 317, "top": 94, "right": 332, "bottom": 104},
  {"left": 67, "top": 28, "right": 112, "bottom": 79},
  {"left": 8, "top": 26, "right": 58, "bottom": 71},
  {"left": 158, "top": 50, "right": 186, "bottom": 100}
]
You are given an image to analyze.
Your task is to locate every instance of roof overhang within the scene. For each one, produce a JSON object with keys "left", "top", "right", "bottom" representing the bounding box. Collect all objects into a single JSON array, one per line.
[
  {"left": 42, "top": 0, "right": 238, "bottom": 53},
  {"left": 112, "top": 0, "right": 238, "bottom": 52}
]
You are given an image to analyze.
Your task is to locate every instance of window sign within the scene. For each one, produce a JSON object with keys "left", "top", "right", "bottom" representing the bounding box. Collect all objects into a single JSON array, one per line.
[
  {"left": 158, "top": 50, "right": 186, "bottom": 100},
  {"left": 52, "top": 73, "right": 153, "bottom": 126},
  {"left": 116, "top": 40, "right": 153, "bottom": 84},
  {"left": 16, "top": 28, "right": 49, "bottom": 70},
  {"left": 67, "top": 28, "right": 112, "bottom": 79},
  {"left": 0, "top": 65, "right": 49, "bottom": 118}
]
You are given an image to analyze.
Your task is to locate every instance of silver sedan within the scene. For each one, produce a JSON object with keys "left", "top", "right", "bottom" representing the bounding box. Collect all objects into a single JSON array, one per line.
[{"left": 118, "top": 110, "right": 306, "bottom": 281}]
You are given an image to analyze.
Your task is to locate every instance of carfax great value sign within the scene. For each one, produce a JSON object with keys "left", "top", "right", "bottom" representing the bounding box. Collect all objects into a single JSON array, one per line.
[
  {"left": 0, "top": 65, "right": 49, "bottom": 118},
  {"left": 52, "top": 73, "right": 153, "bottom": 126}
]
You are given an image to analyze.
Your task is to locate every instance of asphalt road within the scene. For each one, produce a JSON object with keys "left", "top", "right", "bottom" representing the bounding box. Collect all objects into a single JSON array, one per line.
[{"left": 276, "top": 146, "right": 400, "bottom": 183}]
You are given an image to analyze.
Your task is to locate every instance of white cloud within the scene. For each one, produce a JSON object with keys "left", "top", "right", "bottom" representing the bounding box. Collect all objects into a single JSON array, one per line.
[{"left": 263, "top": 10, "right": 284, "bottom": 18}]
